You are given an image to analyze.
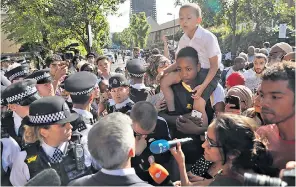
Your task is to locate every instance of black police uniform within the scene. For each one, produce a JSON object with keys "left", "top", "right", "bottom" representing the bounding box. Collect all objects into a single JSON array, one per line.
[
  {"left": 126, "top": 59, "right": 151, "bottom": 103},
  {"left": 4, "top": 65, "right": 30, "bottom": 82},
  {"left": 10, "top": 96, "right": 92, "bottom": 186},
  {"left": 64, "top": 71, "right": 98, "bottom": 134},
  {"left": 131, "top": 116, "right": 172, "bottom": 185},
  {"left": 107, "top": 73, "right": 134, "bottom": 114},
  {"left": 1, "top": 79, "right": 41, "bottom": 149}
]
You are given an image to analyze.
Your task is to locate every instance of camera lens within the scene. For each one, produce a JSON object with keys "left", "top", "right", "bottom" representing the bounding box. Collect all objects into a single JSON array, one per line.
[{"left": 244, "top": 173, "right": 287, "bottom": 186}]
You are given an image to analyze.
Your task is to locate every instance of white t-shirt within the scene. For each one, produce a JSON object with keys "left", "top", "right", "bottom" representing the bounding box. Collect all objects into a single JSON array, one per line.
[
  {"left": 176, "top": 26, "right": 223, "bottom": 70},
  {"left": 243, "top": 68, "right": 262, "bottom": 92}
]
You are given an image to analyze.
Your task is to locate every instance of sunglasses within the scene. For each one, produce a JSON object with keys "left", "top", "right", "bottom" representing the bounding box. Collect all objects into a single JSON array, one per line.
[{"left": 205, "top": 132, "right": 222, "bottom": 148}]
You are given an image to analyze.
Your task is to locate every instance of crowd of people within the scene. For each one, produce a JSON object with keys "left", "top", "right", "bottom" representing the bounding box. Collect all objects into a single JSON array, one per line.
[{"left": 1, "top": 3, "right": 295, "bottom": 187}]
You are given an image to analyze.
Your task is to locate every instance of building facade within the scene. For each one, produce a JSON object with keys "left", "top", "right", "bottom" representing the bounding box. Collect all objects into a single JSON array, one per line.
[{"left": 130, "top": 0, "right": 157, "bottom": 21}]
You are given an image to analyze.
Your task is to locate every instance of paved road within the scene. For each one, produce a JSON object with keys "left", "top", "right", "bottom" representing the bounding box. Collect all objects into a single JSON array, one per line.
[{"left": 110, "top": 55, "right": 129, "bottom": 72}]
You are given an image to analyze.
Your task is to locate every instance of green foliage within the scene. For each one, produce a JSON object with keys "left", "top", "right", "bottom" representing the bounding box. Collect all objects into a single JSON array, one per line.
[
  {"left": 2, "top": 0, "right": 124, "bottom": 53},
  {"left": 129, "top": 12, "right": 151, "bottom": 48},
  {"left": 112, "top": 32, "right": 122, "bottom": 46},
  {"left": 119, "top": 28, "right": 133, "bottom": 48}
]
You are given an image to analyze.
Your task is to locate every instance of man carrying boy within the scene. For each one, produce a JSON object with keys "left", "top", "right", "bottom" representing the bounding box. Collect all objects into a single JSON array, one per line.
[
  {"left": 158, "top": 3, "right": 222, "bottom": 127},
  {"left": 107, "top": 73, "right": 134, "bottom": 114}
]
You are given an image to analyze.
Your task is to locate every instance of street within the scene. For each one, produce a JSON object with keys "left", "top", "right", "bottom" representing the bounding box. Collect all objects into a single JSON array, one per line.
[{"left": 110, "top": 54, "right": 128, "bottom": 72}]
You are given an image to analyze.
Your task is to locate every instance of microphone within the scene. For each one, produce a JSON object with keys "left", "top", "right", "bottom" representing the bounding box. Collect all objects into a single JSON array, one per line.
[
  {"left": 24, "top": 168, "right": 61, "bottom": 186},
  {"left": 149, "top": 138, "right": 193, "bottom": 154},
  {"left": 148, "top": 161, "right": 174, "bottom": 186}
]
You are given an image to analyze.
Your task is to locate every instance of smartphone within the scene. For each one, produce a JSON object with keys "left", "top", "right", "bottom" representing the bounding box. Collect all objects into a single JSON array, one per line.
[
  {"left": 225, "top": 95, "right": 240, "bottom": 109},
  {"left": 191, "top": 110, "right": 202, "bottom": 118}
]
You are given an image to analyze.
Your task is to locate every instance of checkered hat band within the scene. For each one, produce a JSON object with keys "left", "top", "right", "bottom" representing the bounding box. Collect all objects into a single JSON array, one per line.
[
  {"left": 69, "top": 87, "right": 94, "bottom": 95},
  {"left": 35, "top": 73, "right": 51, "bottom": 81},
  {"left": 129, "top": 73, "right": 144, "bottom": 78},
  {"left": 29, "top": 111, "right": 66, "bottom": 124},
  {"left": 9, "top": 70, "right": 29, "bottom": 81},
  {"left": 0, "top": 98, "right": 4, "bottom": 105},
  {"left": 6, "top": 86, "right": 37, "bottom": 103}
]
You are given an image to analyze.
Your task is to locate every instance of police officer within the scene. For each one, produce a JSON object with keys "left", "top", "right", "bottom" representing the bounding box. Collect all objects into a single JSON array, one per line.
[
  {"left": 107, "top": 73, "right": 134, "bottom": 114},
  {"left": 1, "top": 79, "right": 41, "bottom": 148},
  {"left": 25, "top": 69, "right": 55, "bottom": 97},
  {"left": 1, "top": 86, "right": 21, "bottom": 186},
  {"left": 1, "top": 56, "right": 12, "bottom": 73},
  {"left": 126, "top": 59, "right": 152, "bottom": 103},
  {"left": 9, "top": 96, "right": 92, "bottom": 186},
  {"left": 64, "top": 71, "right": 98, "bottom": 136},
  {"left": 4, "top": 65, "right": 30, "bottom": 83}
]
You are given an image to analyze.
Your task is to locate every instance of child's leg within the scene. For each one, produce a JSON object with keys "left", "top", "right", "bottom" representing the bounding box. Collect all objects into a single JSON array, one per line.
[
  {"left": 193, "top": 98, "right": 208, "bottom": 127},
  {"left": 160, "top": 72, "right": 181, "bottom": 112}
]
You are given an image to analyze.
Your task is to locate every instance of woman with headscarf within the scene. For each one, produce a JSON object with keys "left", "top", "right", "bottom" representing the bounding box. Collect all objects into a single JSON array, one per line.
[
  {"left": 225, "top": 85, "right": 253, "bottom": 115},
  {"left": 145, "top": 54, "right": 170, "bottom": 112}
]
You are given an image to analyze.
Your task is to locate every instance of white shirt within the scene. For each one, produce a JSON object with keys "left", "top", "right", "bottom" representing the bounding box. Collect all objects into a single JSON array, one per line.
[
  {"left": 115, "top": 98, "right": 134, "bottom": 110},
  {"left": 101, "top": 168, "right": 136, "bottom": 176},
  {"left": 13, "top": 111, "right": 22, "bottom": 136},
  {"left": 243, "top": 68, "right": 262, "bottom": 92},
  {"left": 10, "top": 141, "right": 92, "bottom": 186},
  {"left": 1, "top": 137, "right": 21, "bottom": 172},
  {"left": 177, "top": 26, "right": 223, "bottom": 70},
  {"left": 211, "top": 83, "right": 225, "bottom": 107},
  {"left": 131, "top": 83, "right": 147, "bottom": 90},
  {"left": 225, "top": 67, "right": 245, "bottom": 80}
]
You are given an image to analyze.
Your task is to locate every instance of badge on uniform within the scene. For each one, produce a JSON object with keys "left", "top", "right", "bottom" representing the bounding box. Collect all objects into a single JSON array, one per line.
[
  {"left": 186, "top": 104, "right": 192, "bottom": 110},
  {"left": 113, "top": 79, "right": 118, "bottom": 85},
  {"left": 27, "top": 155, "right": 38, "bottom": 163}
]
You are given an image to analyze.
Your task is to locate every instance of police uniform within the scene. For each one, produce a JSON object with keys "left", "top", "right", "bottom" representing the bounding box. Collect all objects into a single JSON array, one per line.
[
  {"left": 25, "top": 68, "right": 52, "bottom": 85},
  {"left": 1, "top": 86, "right": 21, "bottom": 186},
  {"left": 107, "top": 74, "right": 134, "bottom": 114},
  {"left": 9, "top": 96, "right": 92, "bottom": 186},
  {"left": 4, "top": 65, "right": 30, "bottom": 83},
  {"left": 131, "top": 116, "right": 172, "bottom": 185},
  {"left": 1, "top": 79, "right": 41, "bottom": 148},
  {"left": 64, "top": 72, "right": 98, "bottom": 135},
  {"left": 126, "top": 59, "right": 152, "bottom": 103}
]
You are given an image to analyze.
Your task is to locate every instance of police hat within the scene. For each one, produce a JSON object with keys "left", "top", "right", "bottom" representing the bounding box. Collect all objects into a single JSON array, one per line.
[
  {"left": 109, "top": 73, "right": 129, "bottom": 89},
  {"left": 126, "top": 59, "right": 146, "bottom": 78},
  {"left": 64, "top": 71, "right": 97, "bottom": 96},
  {"left": 4, "top": 65, "right": 30, "bottom": 82},
  {"left": 17, "top": 58, "right": 27, "bottom": 65},
  {"left": 1, "top": 56, "right": 11, "bottom": 62},
  {"left": 2, "top": 79, "right": 40, "bottom": 105},
  {"left": 1, "top": 85, "right": 7, "bottom": 106},
  {"left": 25, "top": 69, "right": 52, "bottom": 84},
  {"left": 86, "top": 52, "right": 96, "bottom": 58},
  {"left": 22, "top": 96, "right": 79, "bottom": 126}
]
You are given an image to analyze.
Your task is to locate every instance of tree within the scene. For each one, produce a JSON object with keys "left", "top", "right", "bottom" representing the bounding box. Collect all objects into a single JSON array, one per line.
[
  {"left": 119, "top": 28, "right": 132, "bottom": 48},
  {"left": 112, "top": 32, "right": 122, "bottom": 46},
  {"left": 129, "top": 12, "right": 151, "bottom": 48},
  {"left": 2, "top": 0, "right": 125, "bottom": 53}
]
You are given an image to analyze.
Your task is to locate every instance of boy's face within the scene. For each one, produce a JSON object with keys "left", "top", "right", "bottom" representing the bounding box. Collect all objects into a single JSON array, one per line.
[
  {"left": 179, "top": 7, "right": 201, "bottom": 35},
  {"left": 97, "top": 59, "right": 110, "bottom": 74},
  {"left": 110, "top": 86, "right": 130, "bottom": 104},
  {"left": 176, "top": 57, "right": 199, "bottom": 85},
  {"left": 253, "top": 58, "right": 266, "bottom": 74}
]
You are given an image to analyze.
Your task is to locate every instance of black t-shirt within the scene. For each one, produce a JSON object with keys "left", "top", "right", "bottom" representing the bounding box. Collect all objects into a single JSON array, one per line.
[
  {"left": 170, "top": 82, "right": 215, "bottom": 164},
  {"left": 132, "top": 116, "right": 172, "bottom": 185}
]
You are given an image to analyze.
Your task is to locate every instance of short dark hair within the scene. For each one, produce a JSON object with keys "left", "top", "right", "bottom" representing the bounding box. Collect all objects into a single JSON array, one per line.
[
  {"left": 262, "top": 61, "right": 295, "bottom": 95},
  {"left": 96, "top": 56, "right": 110, "bottom": 65},
  {"left": 70, "top": 92, "right": 93, "bottom": 105},
  {"left": 254, "top": 53, "right": 268, "bottom": 63},
  {"left": 176, "top": 46, "right": 199, "bottom": 64},
  {"left": 45, "top": 54, "right": 63, "bottom": 67},
  {"left": 130, "top": 101, "right": 157, "bottom": 131}
]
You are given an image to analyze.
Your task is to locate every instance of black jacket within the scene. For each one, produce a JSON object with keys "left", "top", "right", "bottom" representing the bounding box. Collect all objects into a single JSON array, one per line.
[{"left": 68, "top": 171, "right": 152, "bottom": 186}]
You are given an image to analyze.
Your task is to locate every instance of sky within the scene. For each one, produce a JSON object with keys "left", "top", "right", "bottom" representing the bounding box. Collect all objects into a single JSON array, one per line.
[{"left": 108, "top": 0, "right": 181, "bottom": 33}]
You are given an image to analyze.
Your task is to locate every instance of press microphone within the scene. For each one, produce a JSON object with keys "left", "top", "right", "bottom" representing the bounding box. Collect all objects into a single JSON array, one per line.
[
  {"left": 24, "top": 168, "right": 61, "bottom": 186},
  {"left": 149, "top": 138, "right": 193, "bottom": 154},
  {"left": 148, "top": 156, "right": 174, "bottom": 186}
]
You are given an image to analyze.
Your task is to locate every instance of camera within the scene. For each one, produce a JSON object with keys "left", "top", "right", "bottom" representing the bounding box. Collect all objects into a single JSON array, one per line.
[{"left": 244, "top": 169, "right": 295, "bottom": 186}]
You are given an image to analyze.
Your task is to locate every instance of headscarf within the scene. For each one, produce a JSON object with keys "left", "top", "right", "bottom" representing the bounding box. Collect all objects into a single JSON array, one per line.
[{"left": 227, "top": 85, "right": 253, "bottom": 111}]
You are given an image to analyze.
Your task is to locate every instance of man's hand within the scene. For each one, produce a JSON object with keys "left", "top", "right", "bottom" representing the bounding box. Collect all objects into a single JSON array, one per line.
[
  {"left": 156, "top": 71, "right": 165, "bottom": 83},
  {"left": 54, "top": 65, "right": 67, "bottom": 81},
  {"left": 155, "top": 98, "right": 167, "bottom": 112},
  {"left": 191, "top": 85, "right": 206, "bottom": 100}
]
